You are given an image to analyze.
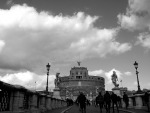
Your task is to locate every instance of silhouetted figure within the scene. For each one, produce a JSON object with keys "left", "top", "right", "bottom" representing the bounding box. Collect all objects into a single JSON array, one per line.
[
  {"left": 86, "top": 99, "right": 90, "bottom": 106},
  {"left": 77, "top": 92, "right": 87, "bottom": 113},
  {"left": 95, "top": 97, "right": 99, "bottom": 107},
  {"left": 144, "top": 91, "right": 150, "bottom": 112},
  {"left": 96, "top": 92, "right": 104, "bottom": 113},
  {"left": 117, "top": 96, "right": 122, "bottom": 108},
  {"left": 123, "top": 92, "right": 129, "bottom": 109},
  {"left": 104, "top": 91, "right": 111, "bottom": 113},
  {"left": 66, "top": 98, "right": 73, "bottom": 106},
  {"left": 111, "top": 92, "right": 119, "bottom": 113}
]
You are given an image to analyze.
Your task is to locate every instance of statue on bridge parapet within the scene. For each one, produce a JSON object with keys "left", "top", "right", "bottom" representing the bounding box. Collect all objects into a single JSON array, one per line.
[
  {"left": 111, "top": 71, "right": 119, "bottom": 88},
  {"left": 55, "top": 73, "right": 60, "bottom": 88}
]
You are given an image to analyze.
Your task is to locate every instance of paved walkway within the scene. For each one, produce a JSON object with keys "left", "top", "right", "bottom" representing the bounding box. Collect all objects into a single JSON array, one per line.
[
  {"left": 65, "top": 105, "right": 125, "bottom": 113},
  {"left": 119, "top": 108, "right": 150, "bottom": 113},
  {"left": 45, "top": 106, "right": 69, "bottom": 113},
  {"left": 47, "top": 105, "right": 150, "bottom": 113}
]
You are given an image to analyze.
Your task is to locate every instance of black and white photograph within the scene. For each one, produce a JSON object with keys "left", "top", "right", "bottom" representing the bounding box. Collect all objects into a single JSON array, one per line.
[{"left": 0, "top": 0, "right": 150, "bottom": 113}]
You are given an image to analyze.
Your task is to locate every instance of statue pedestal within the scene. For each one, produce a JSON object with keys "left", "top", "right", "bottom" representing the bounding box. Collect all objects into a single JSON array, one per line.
[
  {"left": 53, "top": 88, "right": 61, "bottom": 99},
  {"left": 112, "top": 87, "right": 121, "bottom": 96}
]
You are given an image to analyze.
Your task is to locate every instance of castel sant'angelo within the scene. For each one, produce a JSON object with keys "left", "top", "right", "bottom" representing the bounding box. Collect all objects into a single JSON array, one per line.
[{"left": 57, "top": 62, "right": 105, "bottom": 101}]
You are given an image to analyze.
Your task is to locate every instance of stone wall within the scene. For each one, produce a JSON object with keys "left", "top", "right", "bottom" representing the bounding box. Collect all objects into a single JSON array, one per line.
[
  {"left": 121, "top": 92, "right": 150, "bottom": 110},
  {"left": 0, "top": 81, "right": 67, "bottom": 113}
]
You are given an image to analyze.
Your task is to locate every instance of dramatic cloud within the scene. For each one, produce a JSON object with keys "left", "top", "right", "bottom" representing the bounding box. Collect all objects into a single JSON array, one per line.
[
  {"left": 0, "top": 4, "right": 131, "bottom": 73},
  {"left": 118, "top": 0, "right": 150, "bottom": 31},
  {"left": 0, "top": 71, "right": 56, "bottom": 91},
  {"left": 137, "top": 32, "right": 150, "bottom": 49}
]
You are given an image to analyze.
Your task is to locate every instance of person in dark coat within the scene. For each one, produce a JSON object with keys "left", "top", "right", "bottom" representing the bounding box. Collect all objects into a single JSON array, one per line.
[
  {"left": 77, "top": 92, "right": 87, "bottom": 113},
  {"left": 111, "top": 92, "right": 119, "bottom": 113},
  {"left": 123, "top": 92, "right": 129, "bottom": 109},
  {"left": 117, "top": 96, "right": 122, "bottom": 108},
  {"left": 96, "top": 92, "right": 104, "bottom": 113},
  {"left": 144, "top": 91, "right": 150, "bottom": 112},
  {"left": 104, "top": 91, "right": 111, "bottom": 113}
]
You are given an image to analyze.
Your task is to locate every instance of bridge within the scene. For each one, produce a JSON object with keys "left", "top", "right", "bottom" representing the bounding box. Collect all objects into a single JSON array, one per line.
[
  {"left": 0, "top": 80, "right": 149, "bottom": 113},
  {"left": 49, "top": 105, "right": 149, "bottom": 113}
]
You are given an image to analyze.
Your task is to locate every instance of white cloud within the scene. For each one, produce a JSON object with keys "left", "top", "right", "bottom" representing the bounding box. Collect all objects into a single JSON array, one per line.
[
  {"left": 124, "top": 71, "right": 132, "bottom": 76},
  {"left": 118, "top": 0, "right": 150, "bottom": 31},
  {"left": 0, "top": 40, "right": 5, "bottom": 52},
  {"left": 0, "top": 71, "right": 56, "bottom": 91},
  {"left": 137, "top": 32, "right": 150, "bottom": 49},
  {"left": 0, "top": 4, "right": 131, "bottom": 73},
  {"left": 89, "top": 69, "right": 104, "bottom": 76}
]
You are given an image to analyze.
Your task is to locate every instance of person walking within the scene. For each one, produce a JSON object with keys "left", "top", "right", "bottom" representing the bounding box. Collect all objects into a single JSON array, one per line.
[
  {"left": 111, "top": 92, "right": 119, "bottom": 113},
  {"left": 104, "top": 91, "right": 111, "bottom": 113},
  {"left": 123, "top": 92, "right": 129, "bottom": 109},
  {"left": 96, "top": 92, "right": 104, "bottom": 113},
  {"left": 77, "top": 92, "right": 87, "bottom": 113},
  {"left": 117, "top": 96, "right": 122, "bottom": 108},
  {"left": 144, "top": 91, "right": 150, "bottom": 112}
]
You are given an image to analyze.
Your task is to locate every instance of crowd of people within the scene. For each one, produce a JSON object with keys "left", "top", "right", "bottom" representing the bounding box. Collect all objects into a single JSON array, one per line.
[
  {"left": 95, "top": 91, "right": 123, "bottom": 113},
  {"left": 75, "top": 91, "right": 130, "bottom": 113},
  {"left": 72, "top": 91, "right": 150, "bottom": 113}
]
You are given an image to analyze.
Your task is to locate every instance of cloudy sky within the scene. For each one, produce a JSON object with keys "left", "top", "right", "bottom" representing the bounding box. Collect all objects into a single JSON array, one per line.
[{"left": 0, "top": 0, "right": 150, "bottom": 91}]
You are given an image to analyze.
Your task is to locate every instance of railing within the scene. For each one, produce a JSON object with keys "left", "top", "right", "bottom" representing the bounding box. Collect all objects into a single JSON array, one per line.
[
  {"left": 0, "top": 81, "right": 67, "bottom": 113},
  {"left": 121, "top": 92, "right": 150, "bottom": 110}
]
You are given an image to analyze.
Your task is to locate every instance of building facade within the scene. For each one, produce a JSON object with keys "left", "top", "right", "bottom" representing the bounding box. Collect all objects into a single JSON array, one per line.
[{"left": 58, "top": 64, "right": 105, "bottom": 101}]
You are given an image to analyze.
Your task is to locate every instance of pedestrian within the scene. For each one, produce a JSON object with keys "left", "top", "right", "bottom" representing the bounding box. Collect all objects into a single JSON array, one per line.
[
  {"left": 123, "top": 92, "right": 129, "bottom": 109},
  {"left": 117, "top": 96, "right": 122, "bottom": 108},
  {"left": 96, "top": 92, "right": 104, "bottom": 113},
  {"left": 77, "top": 92, "right": 87, "bottom": 113},
  {"left": 144, "top": 91, "right": 150, "bottom": 112},
  {"left": 111, "top": 92, "right": 119, "bottom": 113},
  {"left": 104, "top": 91, "right": 111, "bottom": 113}
]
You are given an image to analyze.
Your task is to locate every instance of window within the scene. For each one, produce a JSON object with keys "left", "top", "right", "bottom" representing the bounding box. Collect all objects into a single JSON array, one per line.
[{"left": 76, "top": 76, "right": 82, "bottom": 79}]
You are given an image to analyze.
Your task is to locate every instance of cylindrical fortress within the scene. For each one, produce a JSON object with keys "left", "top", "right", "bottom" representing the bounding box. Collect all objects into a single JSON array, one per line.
[{"left": 58, "top": 66, "right": 105, "bottom": 100}]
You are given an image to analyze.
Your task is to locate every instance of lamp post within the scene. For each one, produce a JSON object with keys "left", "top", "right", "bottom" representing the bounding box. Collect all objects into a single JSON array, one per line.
[
  {"left": 133, "top": 61, "right": 141, "bottom": 93},
  {"left": 46, "top": 63, "right": 50, "bottom": 94}
]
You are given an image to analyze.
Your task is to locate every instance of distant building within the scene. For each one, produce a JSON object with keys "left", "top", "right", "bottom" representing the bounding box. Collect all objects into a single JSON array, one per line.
[{"left": 57, "top": 63, "right": 105, "bottom": 101}]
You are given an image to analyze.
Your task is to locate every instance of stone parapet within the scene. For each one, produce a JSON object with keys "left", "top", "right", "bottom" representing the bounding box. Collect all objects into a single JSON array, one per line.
[
  {"left": 0, "top": 81, "right": 67, "bottom": 113},
  {"left": 121, "top": 92, "right": 150, "bottom": 110}
]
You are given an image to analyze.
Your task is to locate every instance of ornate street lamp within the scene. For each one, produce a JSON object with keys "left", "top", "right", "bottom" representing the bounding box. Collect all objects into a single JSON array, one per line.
[
  {"left": 46, "top": 63, "right": 51, "bottom": 93},
  {"left": 133, "top": 61, "right": 142, "bottom": 93}
]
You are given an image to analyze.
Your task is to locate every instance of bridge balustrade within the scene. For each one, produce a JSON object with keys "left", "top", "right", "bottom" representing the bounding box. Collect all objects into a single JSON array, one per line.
[
  {"left": 121, "top": 92, "right": 150, "bottom": 110},
  {"left": 0, "top": 90, "right": 10, "bottom": 111},
  {"left": 0, "top": 81, "right": 67, "bottom": 113}
]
